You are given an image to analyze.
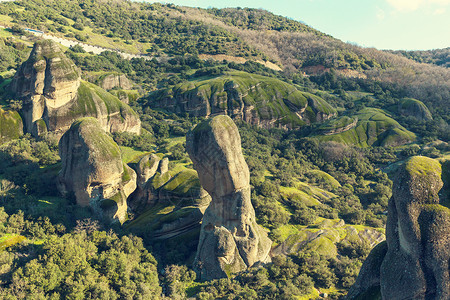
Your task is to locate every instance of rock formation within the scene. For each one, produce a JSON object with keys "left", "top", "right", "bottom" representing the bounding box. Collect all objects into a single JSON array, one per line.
[
  {"left": 131, "top": 154, "right": 168, "bottom": 210},
  {"left": 97, "top": 73, "right": 132, "bottom": 91},
  {"left": 57, "top": 117, "right": 136, "bottom": 223},
  {"left": 11, "top": 39, "right": 140, "bottom": 138},
  {"left": 186, "top": 115, "right": 272, "bottom": 280},
  {"left": 398, "top": 98, "right": 433, "bottom": 121},
  {"left": 149, "top": 72, "right": 336, "bottom": 130},
  {"left": 347, "top": 156, "right": 449, "bottom": 299}
]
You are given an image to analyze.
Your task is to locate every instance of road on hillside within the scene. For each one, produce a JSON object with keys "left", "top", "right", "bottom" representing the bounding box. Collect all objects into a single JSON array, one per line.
[{"left": 0, "top": 24, "right": 152, "bottom": 60}]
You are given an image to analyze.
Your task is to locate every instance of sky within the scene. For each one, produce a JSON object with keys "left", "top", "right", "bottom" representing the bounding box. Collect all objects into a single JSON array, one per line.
[{"left": 144, "top": 0, "right": 450, "bottom": 50}]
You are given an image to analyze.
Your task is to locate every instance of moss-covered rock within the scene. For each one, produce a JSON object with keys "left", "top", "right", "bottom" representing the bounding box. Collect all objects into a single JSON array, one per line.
[
  {"left": 0, "top": 108, "right": 23, "bottom": 144},
  {"left": 316, "top": 108, "right": 416, "bottom": 147},
  {"left": 91, "top": 72, "right": 132, "bottom": 91},
  {"left": 10, "top": 40, "right": 141, "bottom": 139},
  {"left": 348, "top": 156, "right": 450, "bottom": 299},
  {"left": 58, "top": 117, "right": 136, "bottom": 223},
  {"left": 45, "top": 80, "right": 141, "bottom": 138},
  {"left": 398, "top": 98, "right": 433, "bottom": 121},
  {"left": 11, "top": 39, "right": 81, "bottom": 133},
  {"left": 148, "top": 71, "right": 336, "bottom": 129},
  {"left": 187, "top": 115, "right": 272, "bottom": 280}
]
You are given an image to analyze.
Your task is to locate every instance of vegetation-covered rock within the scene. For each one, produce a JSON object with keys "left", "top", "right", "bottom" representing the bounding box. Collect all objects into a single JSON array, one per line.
[
  {"left": 10, "top": 40, "right": 141, "bottom": 138},
  {"left": 0, "top": 108, "right": 23, "bottom": 144},
  {"left": 316, "top": 108, "right": 416, "bottom": 147},
  {"left": 397, "top": 98, "right": 433, "bottom": 121},
  {"left": 348, "top": 156, "right": 449, "bottom": 299},
  {"left": 149, "top": 71, "right": 336, "bottom": 129},
  {"left": 58, "top": 117, "right": 136, "bottom": 223},
  {"left": 186, "top": 115, "right": 272, "bottom": 280}
]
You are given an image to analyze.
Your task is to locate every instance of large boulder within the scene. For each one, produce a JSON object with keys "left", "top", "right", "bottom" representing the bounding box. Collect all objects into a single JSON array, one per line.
[
  {"left": 11, "top": 39, "right": 140, "bottom": 138},
  {"left": 347, "top": 156, "right": 449, "bottom": 299},
  {"left": 57, "top": 117, "right": 136, "bottom": 223},
  {"left": 96, "top": 73, "right": 132, "bottom": 91},
  {"left": 186, "top": 115, "right": 272, "bottom": 280}
]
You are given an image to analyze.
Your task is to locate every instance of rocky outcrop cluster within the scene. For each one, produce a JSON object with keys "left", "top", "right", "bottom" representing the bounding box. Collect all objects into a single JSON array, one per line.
[
  {"left": 149, "top": 73, "right": 336, "bottom": 130},
  {"left": 131, "top": 154, "right": 170, "bottom": 210},
  {"left": 11, "top": 39, "right": 140, "bottom": 138},
  {"left": 347, "top": 156, "right": 449, "bottom": 299},
  {"left": 57, "top": 118, "right": 136, "bottom": 223},
  {"left": 186, "top": 115, "right": 272, "bottom": 280}
]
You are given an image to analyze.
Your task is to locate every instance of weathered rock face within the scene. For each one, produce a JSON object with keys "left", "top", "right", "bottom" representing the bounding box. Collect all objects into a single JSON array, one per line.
[
  {"left": 11, "top": 40, "right": 141, "bottom": 138},
  {"left": 97, "top": 73, "right": 132, "bottom": 91},
  {"left": 347, "top": 156, "right": 449, "bottom": 299},
  {"left": 57, "top": 118, "right": 136, "bottom": 223},
  {"left": 11, "top": 39, "right": 80, "bottom": 133},
  {"left": 149, "top": 72, "right": 336, "bottom": 130},
  {"left": 131, "top": 154, "right": 167, "bottom": 210},
  {"left": 186, "top": 115, "right": 272, "bottom": 280}
]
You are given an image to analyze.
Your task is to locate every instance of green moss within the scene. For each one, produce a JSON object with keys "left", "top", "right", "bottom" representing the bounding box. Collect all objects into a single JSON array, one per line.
[
  {"left": 152, "top": 172, "right": 172, "bottom": 190},
  {"left": 151, "top": 71, "right": 334, "bottom": 128},
  {"left": 405, "top": 156, "right": 441, "bottom": 178},
  {"left": 307, "top": 170, "right": 341, "bottom": 189},
  {"left": 119, "top": 146, "right": 151, "bottom": 164},
  {"left": 122, "top": 164, "right": 131, "bottom": 182},
  {"left": 398, "top": 98, "right": 432, "bottom": 120},
  {"left": 162, "top": 169, "right": 201, "bottom": 196},
  {"left": 70, "top": 117, "right": 121, "bottom": 160},
  {"left": 302, "top": 235, "right": 338, "bottom": 258},
  {"left": 34, "top": 118, "right": 48, "bottom": 136},
  {"left": 75, "top": 81, "right": 139, "bottom": 121},
  {"left": 0, "top": 108, "right": 23, "bottom": 144},
  {"left": 224, "top": 263, "right": 233, "bottom": 279},
  {"left": 316, "top": 108, "right": 415, "bottom": 147}
]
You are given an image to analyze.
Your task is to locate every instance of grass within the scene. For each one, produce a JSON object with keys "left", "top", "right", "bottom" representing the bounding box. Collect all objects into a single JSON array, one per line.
[
  {"left": 0, "top": 27, "right": 12, "bottom": 38},
  {"left": 307, "top": 170, "right": 341, "bottom": 189},
  {"left": 151, "top": 71, "right": 335, "bottom": 128},
  {"left": 316, "top": 108, "right": 416, "bottom": 147},
  {"left": 119, "top": 146, "right": 151, "bottom": 164},
  {"left": 0, "top": 234, "right": 26, "bottom": 251}
]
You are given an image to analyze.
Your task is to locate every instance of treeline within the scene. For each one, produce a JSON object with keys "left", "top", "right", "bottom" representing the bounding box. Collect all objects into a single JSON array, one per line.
[
  {"left": 207, "top": 7, "right": 324, "bottom": 35},
  {"left": 388, "top": 47, "right": 450, "bottom": 68},
  {"left": 1, "top": 0, "right": 265, "bottom": 58}
]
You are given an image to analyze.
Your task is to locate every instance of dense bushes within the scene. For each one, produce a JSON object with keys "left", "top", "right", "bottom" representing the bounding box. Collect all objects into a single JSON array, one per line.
[{"left": 0, "top": 212, "right": 161, "bottom": 299}]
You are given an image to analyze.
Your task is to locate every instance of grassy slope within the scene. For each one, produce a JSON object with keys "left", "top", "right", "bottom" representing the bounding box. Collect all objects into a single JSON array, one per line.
[
  {"left": 315, "top": 108, "right": 416, "bottom": 147},
  {"left": 152, "top": 71, "right": 335, "bottom": 127}
]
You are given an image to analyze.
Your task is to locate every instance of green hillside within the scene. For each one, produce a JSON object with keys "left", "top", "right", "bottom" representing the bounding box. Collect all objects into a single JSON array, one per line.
[
  {"left": 315, "top": 108, "right": 416, "bottom": 147},
  {"left": 149, "top": 71, "right": 336, "bottom": 128}
]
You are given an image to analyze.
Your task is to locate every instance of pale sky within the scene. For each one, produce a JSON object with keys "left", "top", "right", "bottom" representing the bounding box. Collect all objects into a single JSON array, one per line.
[{"left": 141, "top": 0, "right": 450, "bottom": 50}]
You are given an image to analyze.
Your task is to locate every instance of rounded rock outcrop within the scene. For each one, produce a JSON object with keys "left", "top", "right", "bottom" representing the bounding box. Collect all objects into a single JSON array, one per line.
[
  {"left": 57, "top": 117, "right": 136, "bottom": 223},
  {"left": 186, "top": 115, "right": 272, "bottom": 280}
]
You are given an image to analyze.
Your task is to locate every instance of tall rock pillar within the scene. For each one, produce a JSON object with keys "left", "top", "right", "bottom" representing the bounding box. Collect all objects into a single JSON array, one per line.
[{"left": 186, "top": 115, "right": 271, "bottom": 280}]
